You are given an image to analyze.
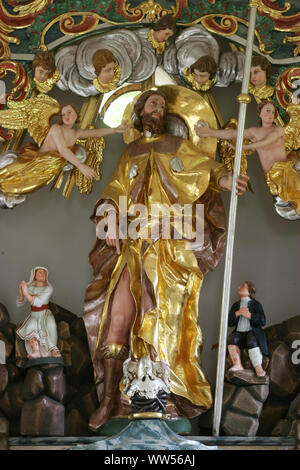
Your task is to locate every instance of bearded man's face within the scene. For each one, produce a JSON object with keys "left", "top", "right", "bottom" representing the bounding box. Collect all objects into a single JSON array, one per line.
[{"left": 140, "top": 94, "right": 166, "bottom": 135}]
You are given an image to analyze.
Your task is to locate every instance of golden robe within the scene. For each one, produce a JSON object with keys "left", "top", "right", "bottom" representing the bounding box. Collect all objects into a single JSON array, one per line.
[
  {"left": 83, "top": 134, "right": 228, "bottom": 418},
  {"left": 264, "top": 153, "right": 300, "bottom": 215},
  {"left": 0, "top": 143, "right": 67, "bottom": 195}
]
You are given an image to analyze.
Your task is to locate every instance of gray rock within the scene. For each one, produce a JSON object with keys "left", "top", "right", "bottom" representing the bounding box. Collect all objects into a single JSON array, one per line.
[
  {"left": 222, "top": 409, "right": 259, "bottom": 436},
  {"left": 231, "top": 387, "right": 263, "bottom": 418},
  {"left": 221, "top": 379, "right": 269, "bottom": 436},
  {"left": 222, "top": 382, "right": 236, "bottom": 409},
  {"left": 250, "top": 384, "right": 269, "bottom": 403}
]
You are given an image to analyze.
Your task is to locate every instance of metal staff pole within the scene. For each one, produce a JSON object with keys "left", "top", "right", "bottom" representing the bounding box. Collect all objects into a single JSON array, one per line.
[{"left": 212, "top": 0, "right": 259, "bottom": 437}]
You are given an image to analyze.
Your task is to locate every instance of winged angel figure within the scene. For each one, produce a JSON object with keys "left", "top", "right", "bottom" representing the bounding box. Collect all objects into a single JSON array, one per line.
[
  {"left": 0, "top": 94, "right": 129, "bottom": 208},
  {"left": 196, "top": 101, "right": 300, "bottom": 221}
]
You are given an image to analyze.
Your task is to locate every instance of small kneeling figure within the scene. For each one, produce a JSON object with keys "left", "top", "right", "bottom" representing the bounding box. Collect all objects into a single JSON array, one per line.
[
  {"left": 228, "top": 281, "right": 268, "bottom": 377},
  {"left": 16, "top": 266, "right": 61, "bottom": 359}
]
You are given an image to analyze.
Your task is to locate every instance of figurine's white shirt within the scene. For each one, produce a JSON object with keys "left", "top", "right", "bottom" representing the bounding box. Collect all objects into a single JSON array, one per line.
[{"left": 237, "top": 296, "right": 252, "bottom": 332}]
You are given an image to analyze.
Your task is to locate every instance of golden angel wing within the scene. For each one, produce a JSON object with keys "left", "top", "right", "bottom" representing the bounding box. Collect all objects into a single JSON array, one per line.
[
  {"left": 74, "top": 137, "right": 106, "bottom": 194},
  {"left": 284, "top": 104, "right": 300, "bottom": 152},
  {"left": 0, "top": 94, "right": 60, "bottom": 146},
  {"left": 218, "top": 118, "right": 254, "bottom": 192}
]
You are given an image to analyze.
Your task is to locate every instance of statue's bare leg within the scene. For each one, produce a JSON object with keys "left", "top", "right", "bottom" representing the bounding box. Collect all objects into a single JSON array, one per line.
[
  {"left": 228, "top": 345, "right": 244, "bottom": 372},
  {"left": 89, "top": 266, "right": 135, "bottom": 431}
]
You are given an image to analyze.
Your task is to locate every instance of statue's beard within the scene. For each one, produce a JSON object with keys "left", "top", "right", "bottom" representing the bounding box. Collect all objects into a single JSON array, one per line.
[{"left": 142, "top": 113, "right": 165, "bottom": 136}]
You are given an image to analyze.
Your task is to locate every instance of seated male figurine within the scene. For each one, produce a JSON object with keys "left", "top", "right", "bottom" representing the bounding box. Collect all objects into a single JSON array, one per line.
[{"left": 227, "top": 281, "right": 269, "bottom": 377}]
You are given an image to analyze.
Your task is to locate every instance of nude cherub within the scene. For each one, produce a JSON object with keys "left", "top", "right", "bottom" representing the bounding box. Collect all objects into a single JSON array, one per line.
[
  {"left": 195, "top": 100, "right": 300, "bottom": 215},
  {"left": 0, "top": 97, "right": 131, "bottom": 193},
  {"left": 40, "top": 103, "right": 130, "bottom": 180},
  {"left": 195, "top": 101, "right": 284, "bottom": 173}
]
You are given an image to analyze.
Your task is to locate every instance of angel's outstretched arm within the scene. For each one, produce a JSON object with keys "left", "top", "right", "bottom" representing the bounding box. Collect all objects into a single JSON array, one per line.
[
  {"left": 195, "top": 123, "right": 255, "bottom": 140},
  {"left": 49, "top": 124, "right": 97, "bottom": 180},
  {"left": 243, "top": 126, "right": 284, "bottom": 150},
  {"left": 75, "top": 122, "right": 131, "bottom": 140}
]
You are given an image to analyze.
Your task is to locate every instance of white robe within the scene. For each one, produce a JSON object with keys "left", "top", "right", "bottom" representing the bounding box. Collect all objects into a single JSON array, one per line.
[{"left": 16, "top": 275, "right": 59, "bottom": 356}]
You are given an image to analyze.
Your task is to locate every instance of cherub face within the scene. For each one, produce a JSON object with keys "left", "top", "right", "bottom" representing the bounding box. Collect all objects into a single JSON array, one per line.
[
  {"left": 259, "top": 103, "right": 276, "bottom": 124},
  {"left": 98, "top": 61, "right": 116, "bottom": 84},
  {"left": 34, "top": 65, "right": 51, "bottom": 83},
  {"left": 141, "top": 94, "right": 166, "bottom": 120},
  {"left": 61, "top": 105, "right": 78, "bottom": 126},
  {"left": 34, "top": 268, "right": 47, "bottom": 283},
  {"left": 250, "top": 65, "right": 267, "bottom": 88},
  {"left": 193, "top": 69, "right": 210, "bottom": 85},
  {"left": 153, "top": 27, "right": 174, "bottom": 43},
  {"left": 238, "top": 283, "right": 250, "bottom": 298}
]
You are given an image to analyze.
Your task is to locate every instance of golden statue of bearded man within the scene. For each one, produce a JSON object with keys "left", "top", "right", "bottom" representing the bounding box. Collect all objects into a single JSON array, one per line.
[{"left": 83, "top": 88, "right": 247, "bottom": 431}]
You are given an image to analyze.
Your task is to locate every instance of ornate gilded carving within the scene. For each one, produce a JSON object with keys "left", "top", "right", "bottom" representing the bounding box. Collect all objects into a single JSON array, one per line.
[
  {"left": 39, "top": 12, "right": 102, "bottom": 51},
  {"left": 218, "top": 118, "right": 254, "bottom": 193},
  {"left": 248, "top": 83, "right": 274, "bottom": 102},
  {"left": 0, "top": 93, "right": 60, "bottom": 146},
  {"left": 198, "top": 15, "right": 274, "bottom": 55},
  {"left": 276, "top": 67, "right": 300, "bottom": 110},
  {"left": 283, "top": 104, "right": 300, "bottom": 152},
  {"left": 0, "top": 60, "right": 30, "bottom": 102},
  {"left": 115, "top": 0, "right": 188, "bottom": 22},
  {"left": 75, "top": 136, "right": 105, "bottom": 195},
  {"left": 0, "top": 0, "right": 52, "bottom": 58}
]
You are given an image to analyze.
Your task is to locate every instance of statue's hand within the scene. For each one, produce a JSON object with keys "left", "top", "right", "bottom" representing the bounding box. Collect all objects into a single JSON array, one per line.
[
  {"left": 236, "top": 174, "right": 249, "bottom": 195},
  {"left": 115, "top": 120, "right": 132, "bottom": 134},
  {"left": 78, "top": 163, "right": 98, "bottom": 181},
  {"left": 239, "top": 307, "right": 251, "bottom": 319},
  {"left": 220, "top": 173, "right": 249, "bottom": 195},
  {"left": 20, "top": 280, "right": 28, "bottom": 297},
  {"left": 106, "top": 216, "right": 121, "bottom": 255},
  {"left": 194, "top": 121, "right": 212, "bottom": 137}
]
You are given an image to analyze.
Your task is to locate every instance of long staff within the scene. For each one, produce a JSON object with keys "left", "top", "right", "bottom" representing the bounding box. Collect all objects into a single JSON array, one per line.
[{"left": 213, "top": 0, "right": 260, "bottom": 437}]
